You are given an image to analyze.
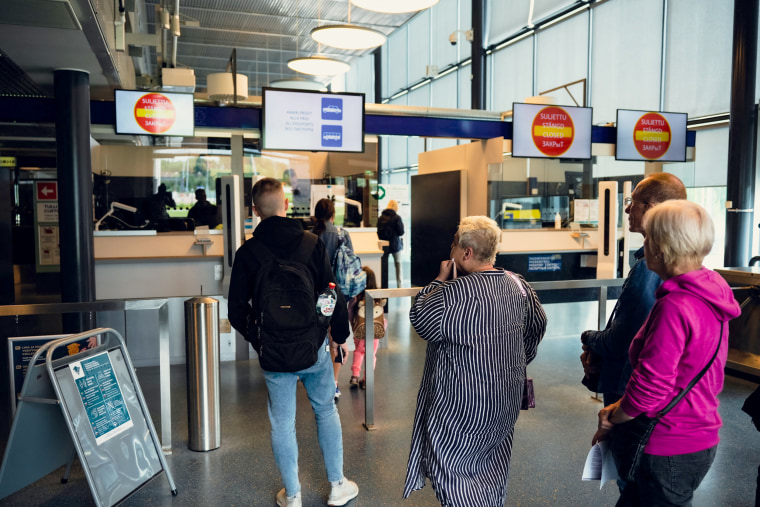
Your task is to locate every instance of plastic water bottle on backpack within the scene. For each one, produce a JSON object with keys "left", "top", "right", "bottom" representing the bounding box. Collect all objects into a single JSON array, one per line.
[{"left": 316, "top": 282, "right": 337, "bottom": 327}]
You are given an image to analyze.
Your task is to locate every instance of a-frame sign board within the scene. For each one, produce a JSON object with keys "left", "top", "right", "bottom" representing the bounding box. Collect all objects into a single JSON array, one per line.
[{"left": 0, "top": 328, "right": 177, "bottom": 506}]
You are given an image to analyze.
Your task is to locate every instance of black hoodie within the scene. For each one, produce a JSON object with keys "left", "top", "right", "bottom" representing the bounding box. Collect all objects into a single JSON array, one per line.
[{"left": 227, "top": 215, "right": 350, "bottom": 354}]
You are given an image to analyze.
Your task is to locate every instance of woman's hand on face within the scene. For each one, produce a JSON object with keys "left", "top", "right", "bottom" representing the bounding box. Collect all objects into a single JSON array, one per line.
[{"left": 435, "top": 259, "right": 455, "bottom": 282}]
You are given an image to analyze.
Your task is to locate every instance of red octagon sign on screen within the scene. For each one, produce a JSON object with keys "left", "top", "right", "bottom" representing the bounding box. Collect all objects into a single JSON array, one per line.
[
  {"left": 134, "top": 93, "right": 176, "bottom": 134},
  {"left": 531, "top": 106, "right": 575, "bottom": 157},
  {"left": 633, "top": 112, "right": 671, "bottom": 160}
]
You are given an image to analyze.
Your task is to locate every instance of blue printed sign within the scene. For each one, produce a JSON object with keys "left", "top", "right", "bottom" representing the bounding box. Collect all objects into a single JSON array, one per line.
[
  {"left": 528, "top": 254, "right": 562, "bottom": 272},
  {"left": 321, "top": 97, "right": 343, "bottom": 120},
  {"left": 70, "top": 351, "right": 133, "bottom": 445},
  {"left": 322, "top": 125, "right": 343, "bottom": 148}
]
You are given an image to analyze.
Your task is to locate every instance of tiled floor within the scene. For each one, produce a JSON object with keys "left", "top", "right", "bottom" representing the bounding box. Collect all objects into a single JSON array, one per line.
[{"left": 1, "top": 298, "right": 759, "bottom": 506}]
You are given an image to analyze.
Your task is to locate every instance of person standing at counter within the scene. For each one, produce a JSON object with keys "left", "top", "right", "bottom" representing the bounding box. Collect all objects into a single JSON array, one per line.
[
  {"left": 227, "top": 178, "right": 358, "bottom": 507},
  {"left": 404, "top": 216, "right": 547, "bottom": 506},
  {"left": 187, "top": 188, "right": 218, "bottom": 228},
  {"left": 377, "top": 200, "right": 404, "bottom": 288},
  {"left": 580, "top": 173, "right": 686, "bottom": 406}
]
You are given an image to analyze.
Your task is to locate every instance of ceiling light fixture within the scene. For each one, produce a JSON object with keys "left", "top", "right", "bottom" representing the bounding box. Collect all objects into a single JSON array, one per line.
[
  {"left": 287, "top": 56, "right": 350, "bottom": 76},
  {"left": 311, "top": 24, "right": 386, "bottom": 50},
  {"left": 269, "top": 78, "right": 328, "bottom": 91},
  {"left": 311, "top": 1, "right": 386, "bottom": 50},
  {"left": 351, "top": 0, "right": 440, "bottom": 14}
]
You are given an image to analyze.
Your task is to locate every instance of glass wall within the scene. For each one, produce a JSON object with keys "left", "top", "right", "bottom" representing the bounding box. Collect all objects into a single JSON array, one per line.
[{"left": 348, "top": 0, "right": 750, "bottom": 260}]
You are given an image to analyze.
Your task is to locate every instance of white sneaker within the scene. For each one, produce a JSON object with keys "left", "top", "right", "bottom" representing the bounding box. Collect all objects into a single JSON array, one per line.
[
  {"left": 327, "top": 477, "right": 358, "bottom": 506},
  {"left": 276, "top": 488, "right": 301, "bottom": 507}
]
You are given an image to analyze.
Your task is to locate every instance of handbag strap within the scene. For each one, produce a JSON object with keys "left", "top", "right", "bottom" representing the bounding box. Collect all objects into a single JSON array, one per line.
[{"left": 655, "top": 321, "right": 724, "bottom": 419}]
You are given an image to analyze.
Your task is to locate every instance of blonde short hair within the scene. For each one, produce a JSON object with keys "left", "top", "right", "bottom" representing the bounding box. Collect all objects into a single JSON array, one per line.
[
  {"left": 643, "top": 200, "right": 714, "bottom": 269},
  {"left": 456, "top": 216, "right": 502, "bottom": 263},
  {"left": 387, "top": 200, "right": 399, "bottom": 212}
]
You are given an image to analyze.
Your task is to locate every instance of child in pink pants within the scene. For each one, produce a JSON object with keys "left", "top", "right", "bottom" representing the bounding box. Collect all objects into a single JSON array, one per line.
[{"left": 350, "top": 267, "right": 386, "bottom": 389}]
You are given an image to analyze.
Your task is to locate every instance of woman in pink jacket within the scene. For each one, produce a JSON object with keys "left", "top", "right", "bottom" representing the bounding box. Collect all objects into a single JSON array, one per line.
[{"left": 593, "top": 200, "right": 740, "bottom": 506}]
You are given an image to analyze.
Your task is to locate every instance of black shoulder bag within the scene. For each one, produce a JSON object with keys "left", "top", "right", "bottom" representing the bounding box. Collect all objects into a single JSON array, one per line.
[{"left": 610, "top": 322, "right": 723, "bottom": 483}]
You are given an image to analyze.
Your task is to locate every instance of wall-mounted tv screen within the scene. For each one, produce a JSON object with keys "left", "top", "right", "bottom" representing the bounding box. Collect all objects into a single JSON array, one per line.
[
  {"left": 512, "top": 103, "right": 592, "bottom": 160},
  {"left": 262, "top": 88, "right": 365, "bottom": 153},
  {"left": 615, "top": 109, "right": 687, "bottom": 162},
  {"left": 114, "top": 90, "right": 195, "bottom": 137}
]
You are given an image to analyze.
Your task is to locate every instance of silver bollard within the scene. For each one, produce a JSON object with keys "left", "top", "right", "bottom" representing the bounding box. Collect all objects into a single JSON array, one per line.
[{"left": 184, "top": 297, "right": 221, "bottom": 451}]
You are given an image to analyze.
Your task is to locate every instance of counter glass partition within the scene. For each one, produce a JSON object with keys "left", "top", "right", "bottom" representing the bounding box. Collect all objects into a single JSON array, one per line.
[
  {"left": 487, "top": 154, "right": 700, "bottom": 232},
  {"left": 79, "top": 137, "right": 379, "bottom": 232}
]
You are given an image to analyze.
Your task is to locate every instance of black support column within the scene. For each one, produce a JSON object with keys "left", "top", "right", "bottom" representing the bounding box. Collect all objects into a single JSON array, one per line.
[
  {"left": 725, "top": 0, "right": 758, "bottom": 268},
  {"left": 0, "top": 164, "right": 12, "bottom": 305},
  {"left": 54, "top": 70, "right": 96, "bottom": 332},
  {"left": 471, "top": 0, "right": 486, "bottom": 110}
]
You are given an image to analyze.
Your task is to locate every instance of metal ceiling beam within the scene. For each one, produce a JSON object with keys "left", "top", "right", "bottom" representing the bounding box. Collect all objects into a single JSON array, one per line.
[{"left": 148, "top": 6, "right": 403, "bottom": 30}]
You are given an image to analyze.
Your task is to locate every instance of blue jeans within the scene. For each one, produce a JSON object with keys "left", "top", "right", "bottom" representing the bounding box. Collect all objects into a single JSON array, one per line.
[
  {"left": 262, "top": 339, "right": 344, "bottom": 496},
  {"left": 616, "top": 446, "right": 717, "bottom": 506}
]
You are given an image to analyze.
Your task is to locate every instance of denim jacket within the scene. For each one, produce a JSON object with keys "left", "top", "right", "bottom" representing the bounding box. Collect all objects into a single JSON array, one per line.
[{"left": 582, "top": 247, "right": 661, "bottom": 397}]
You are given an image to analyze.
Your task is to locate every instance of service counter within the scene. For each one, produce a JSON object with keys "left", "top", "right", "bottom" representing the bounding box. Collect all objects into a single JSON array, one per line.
[
  {"left": 716, "top": 267, "right": 760, "bottom": 378},
  {"left": 93, "top": 227, "right": 383, "bottom": 366}
]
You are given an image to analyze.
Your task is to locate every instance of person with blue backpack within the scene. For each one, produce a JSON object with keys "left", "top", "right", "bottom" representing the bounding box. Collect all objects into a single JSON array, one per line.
[
  {"left": 228, "top": 179, "right": 359, "bottom": 507},
  {"left": 312, "top": 198, "right": 366, "bottom": 400}
]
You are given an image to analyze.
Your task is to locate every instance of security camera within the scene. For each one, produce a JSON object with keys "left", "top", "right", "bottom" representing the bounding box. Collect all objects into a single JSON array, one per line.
[{"left": 449, "top": 32, "right": 457, "bottom": 46}]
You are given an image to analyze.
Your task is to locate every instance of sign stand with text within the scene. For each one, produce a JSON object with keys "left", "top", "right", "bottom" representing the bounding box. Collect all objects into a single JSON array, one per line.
[{"left": 0, "top": 328, "right": 177, "bottom": 506}]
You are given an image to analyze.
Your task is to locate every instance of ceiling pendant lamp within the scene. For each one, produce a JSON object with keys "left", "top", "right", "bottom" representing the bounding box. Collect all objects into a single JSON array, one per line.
[
  {"left": 351, "top": 0, "right": 440, "bottom": 14},
  {"left": 287, "top": 56, "right": 350, "bottom": 76},
  {"left": 269, "top": 78, "right": 328, "bottom": 91},
  {"left": 311, "top": 24, "right": 386, "bottom": 50}
]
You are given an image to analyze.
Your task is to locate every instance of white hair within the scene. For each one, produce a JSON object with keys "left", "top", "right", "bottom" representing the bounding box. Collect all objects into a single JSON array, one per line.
[
  {"left": 643, "top": 200, "right": 714, "bottom": 268},
  {"left": 456, "top": 216, "right": 502, "bottom": 263}
]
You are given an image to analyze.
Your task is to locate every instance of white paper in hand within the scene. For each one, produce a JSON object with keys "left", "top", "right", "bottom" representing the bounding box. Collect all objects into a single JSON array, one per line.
[{"left": 582, "top": 441, "right": 619, "bottom": 489}]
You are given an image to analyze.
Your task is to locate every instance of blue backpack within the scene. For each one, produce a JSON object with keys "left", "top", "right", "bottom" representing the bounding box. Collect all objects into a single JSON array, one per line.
[{"left": 332, "top": 229, "right": 367, "bottom": 298}]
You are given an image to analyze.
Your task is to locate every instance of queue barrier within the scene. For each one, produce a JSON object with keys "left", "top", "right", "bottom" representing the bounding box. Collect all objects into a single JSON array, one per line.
[
  {"left": 0, "top": 299, "right": 173, "bottom": 453},
  {"left": 362, "top": 278, "right": 625, "bottom": 430}
]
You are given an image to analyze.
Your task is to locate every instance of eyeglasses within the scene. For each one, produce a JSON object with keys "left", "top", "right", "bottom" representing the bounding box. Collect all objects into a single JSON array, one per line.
[{"left": 624, "top": 197, "right": 650, "bottom": 207}]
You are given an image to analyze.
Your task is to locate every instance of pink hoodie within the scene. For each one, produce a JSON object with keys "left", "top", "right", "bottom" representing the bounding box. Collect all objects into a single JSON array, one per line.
[{"left": 618, "top": 267, "right": 741, "bottom": 456}]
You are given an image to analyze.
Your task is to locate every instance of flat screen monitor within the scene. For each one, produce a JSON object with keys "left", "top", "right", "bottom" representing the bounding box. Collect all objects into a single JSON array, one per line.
[
  {"left": 261, "top": 88, "right": 365, "bottom": 153},
  {"left": 115, "top": 90, "right": 195, "bottom": 137},
  {"left": 615, "top": 109, "right": 687, "bottom": 162},
  {"left": 512, "top": 103, "right": 592, "bottom": 160}
]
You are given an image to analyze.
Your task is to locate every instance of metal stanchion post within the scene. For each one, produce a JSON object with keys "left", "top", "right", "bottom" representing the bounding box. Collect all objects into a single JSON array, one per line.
[{"left": 184, "top": 297, "right": 221, "bottom": 451}]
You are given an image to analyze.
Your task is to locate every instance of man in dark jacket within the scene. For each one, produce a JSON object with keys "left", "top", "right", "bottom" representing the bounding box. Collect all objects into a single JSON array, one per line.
[
  {"left": 581, "top": 173, "right": 686, "bottom": 406},
  {"left": 376, "top": 200, "right": 404, "bottom": 288},
  {"left": 187, "top": 188, "right": 218, "bottom": 228},
  {"left": 227, "top": 177, "right": 358, "bottom": 507}
]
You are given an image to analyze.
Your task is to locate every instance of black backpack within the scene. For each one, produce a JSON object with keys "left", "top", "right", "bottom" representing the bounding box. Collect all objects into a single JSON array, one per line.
[
  {"left": 248, "top": 232, "right": 327, "bottom": 372},
  {"left": 377, "top": 214, "right": 392, "bottom": 241}
]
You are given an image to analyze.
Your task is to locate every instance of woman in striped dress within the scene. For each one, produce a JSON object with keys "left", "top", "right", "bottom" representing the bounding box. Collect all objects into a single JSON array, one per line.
[{"left": 403, "top": 216, "right": 547, "bottom": 506}]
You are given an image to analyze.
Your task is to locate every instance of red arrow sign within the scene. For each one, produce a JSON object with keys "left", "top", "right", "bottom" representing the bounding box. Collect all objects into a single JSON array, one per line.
[{"left": 37, "top": 182, "right": 57, "bottom": 200}]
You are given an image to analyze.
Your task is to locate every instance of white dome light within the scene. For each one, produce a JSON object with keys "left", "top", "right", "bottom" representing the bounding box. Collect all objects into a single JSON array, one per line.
[
  {"left": 287, "top": 56, "right": 350, "bottom": 76},
  {"left": 311, "top": 24, "right": 386, "bottom": 50},
  {"left": 351, "top": 0, "right": 440, "bottom": 14}
]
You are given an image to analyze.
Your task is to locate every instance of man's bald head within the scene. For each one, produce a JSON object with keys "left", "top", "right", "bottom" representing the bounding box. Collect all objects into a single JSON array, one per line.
[
  {"left": 636, "top": 172, "right": 687, "bottom": 203},
  {"left": 626, "top": 172, "right": 687, "bottom": 234},
  {"left": 252, "top": 177, "right": 287, "bottom": 219}
]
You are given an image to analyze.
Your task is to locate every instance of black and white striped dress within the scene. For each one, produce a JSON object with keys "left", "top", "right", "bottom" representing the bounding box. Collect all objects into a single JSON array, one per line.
[{"left": 403, "top": 269, "right": 547, "bottom": 506}]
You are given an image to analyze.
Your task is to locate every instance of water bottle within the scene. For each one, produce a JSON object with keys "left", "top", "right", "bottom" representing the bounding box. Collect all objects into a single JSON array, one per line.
[
  {"left": 554, "top": 212, "right": 562, "bottom": 230},
  {"left": 316, "top": 282, "right": 337, "bottom": 326}
]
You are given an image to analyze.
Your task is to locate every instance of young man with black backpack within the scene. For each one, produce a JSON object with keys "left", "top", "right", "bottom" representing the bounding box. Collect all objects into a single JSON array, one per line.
[{"left": 228, "top": 177, "right": 358, "bottom": 507}]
